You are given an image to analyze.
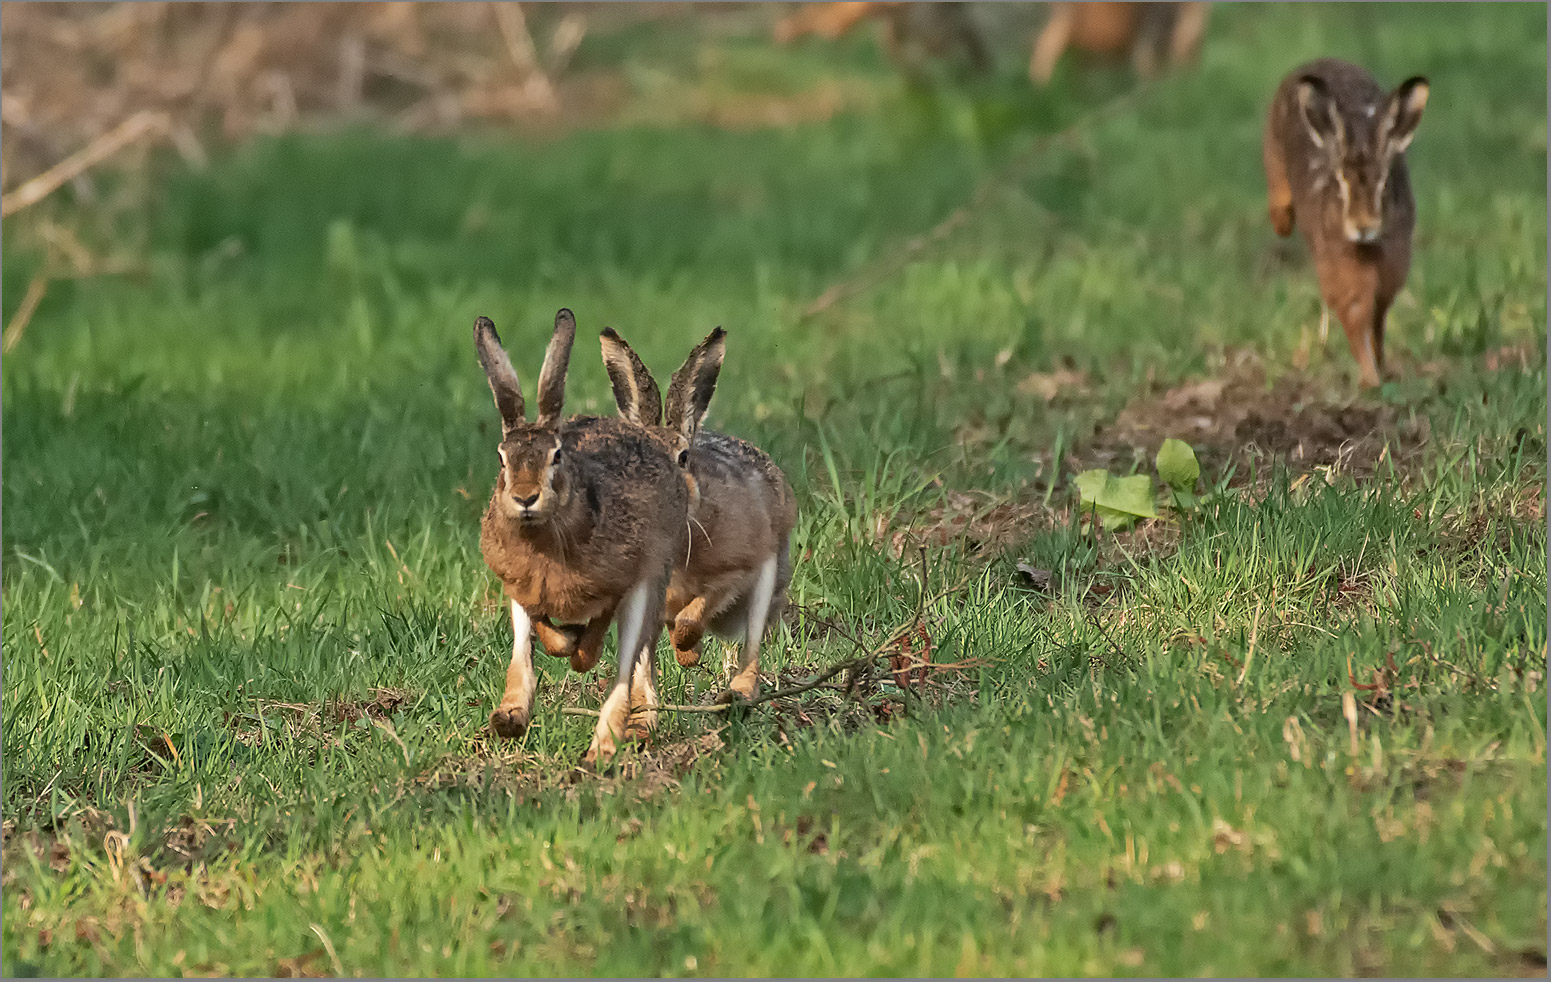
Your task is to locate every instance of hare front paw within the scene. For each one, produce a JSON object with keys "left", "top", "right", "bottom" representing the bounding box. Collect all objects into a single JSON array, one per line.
[
  {"left": 672, "top": 641, "right": 702, "bottom": 668},
  {"left": 489, "top": 704, "right": 531, "bottom": 739},
  {"left": 623, "top": 714, "right": 655, "bottom": 744},
  {"left": 714, "top": 676, "right": 759, "bottom": 706},
  {"left": 570, "top": 647, "right": 602, "bottom": 673},
  {"left": 581, "top": 735, "right": 618, "bottom": 771},
  {"left": 670, "top": 615, "right": 705, "bottom": 654}
]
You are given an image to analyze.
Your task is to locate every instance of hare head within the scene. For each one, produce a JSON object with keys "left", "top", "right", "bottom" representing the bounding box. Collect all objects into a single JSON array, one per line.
[
  {"left": 664, "top": 328, "right": 726, "bottom": 463},
  {"left": 600, "top": 326, "right": 725, "bottom": 512},
  {"left": 600, "top": 326, "right": 725, "bottom": 468},
  {"left": 1296, "top": 73, "right": 1429, "bottom": 244},
  {"left": 474, "top": 309, "right": 578, "bottom": 526}
]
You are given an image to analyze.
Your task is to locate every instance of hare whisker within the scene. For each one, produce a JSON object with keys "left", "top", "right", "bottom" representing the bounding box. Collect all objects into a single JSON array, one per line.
[{"left": 686, "top": 515, "right": 710, "bottom": 563}]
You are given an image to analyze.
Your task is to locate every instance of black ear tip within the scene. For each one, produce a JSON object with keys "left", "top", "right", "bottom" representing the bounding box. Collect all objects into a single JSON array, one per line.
[
  {"left": 474, "top": 316, "right": 499, "bottom": 342},
  {"left": 600, "top": 327, "right": 621, "bottom": 341},
  {"left": 555, "top": 308, "right": 577, "bottom": 326},
  {"left": 709, "top": 327, "right": 727, "bottom": 341}
]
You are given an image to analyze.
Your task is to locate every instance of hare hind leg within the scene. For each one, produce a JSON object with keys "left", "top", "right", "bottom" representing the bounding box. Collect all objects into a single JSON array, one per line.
[
  {"left": 626, "top": 644, "right": 659, "bottom": 743},
  {"left": 707, "top": 535, "right": 791, "bottom": 644},
  {"left": 491, "top": 601, "right": 537, "bottom": 739},
  {"left": 718, "top": 554, "right": 779, "bottom": 704},
  {"left": 584, "top": 580, "right": 661, "bottom": 767},
  {"left": 712, "top": 536, "right": 791, "bottom": 638},
  {"left": 1029, "top": 3, "right": 1075, "bottom": 86},
  {"left": 1166, "top": 2, "right": 1208, "bottom": 67},
  {"left": 670, "top": 569, "right": 757, "bottom": 665},
  {"left": 533, "top": 617, "right": 581, "bottom": 660}
]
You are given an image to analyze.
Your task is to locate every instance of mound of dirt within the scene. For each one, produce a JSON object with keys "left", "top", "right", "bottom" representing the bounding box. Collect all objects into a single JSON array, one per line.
[
  {"left": 1097, "top": 352, "right": 1428, "bottom": 478},
  {"left": 883, "top": 489, "right": 1048, "bottom": 559}
]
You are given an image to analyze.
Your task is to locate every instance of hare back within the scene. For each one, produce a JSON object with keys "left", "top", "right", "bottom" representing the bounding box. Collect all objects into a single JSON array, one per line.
[
  {"left": 481, "top": 415, "right": 687, "bottom": 621},
  {"left": 680, "top": 430, "right": 797, "bottom": 581}
]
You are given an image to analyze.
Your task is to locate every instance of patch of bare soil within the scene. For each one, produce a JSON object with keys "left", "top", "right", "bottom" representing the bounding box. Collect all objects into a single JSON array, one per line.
[
  {"left": 881, "top": 489, "right": 1049, "bottom": 559},
  {"left": 157, "top": 815, "right": 241, "bottom": 870},
  {"left": 221, "top": 686, "right": 414, "bottom": 761},
  {"left": 3, "top": 828, "right": 76, "bottom": 877},
  {"left": 273, "top": 949, "right": 333, "bottom": 978},
  {"left": 3, "top": 803, "right": 242, "bottom": 906},
  {"left": 1431, "top": 481, "right": 1546, "bottom": 581},
  {"left": 1093, "top": 351, "right": 1429, "bottom": 479},
  {"left": 603, "top": 731, "right": 728, "bottom": 801},
  {"left": 324, "top": 685, "right": 410, "bottom": 726},
  {"left": 1, "top": 3, "right": 621, "bottom": 171},
  {"left": 415, "top": 725, "right": 727, "bottom": 806}
]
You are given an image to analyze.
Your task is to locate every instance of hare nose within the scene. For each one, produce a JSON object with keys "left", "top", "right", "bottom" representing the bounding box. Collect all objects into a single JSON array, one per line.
[{"left": 513, "top": 492, "right": 540, "bottom": 508}]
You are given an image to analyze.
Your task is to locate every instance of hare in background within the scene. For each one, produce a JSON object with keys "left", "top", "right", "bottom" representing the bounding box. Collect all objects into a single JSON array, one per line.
[
  {"left": 1029, "top": 2, "right": 1209, "bottom": 86},
  {"left": 774, "top": 2, "right": 1208, "bottom": 87},
  {"left": 1263, "top": 59, "right": 1429, "bottom": 387}
]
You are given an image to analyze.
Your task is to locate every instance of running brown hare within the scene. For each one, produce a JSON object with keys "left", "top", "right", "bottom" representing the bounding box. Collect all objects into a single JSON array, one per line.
[
  {"left": 473, "top": 309, "right": 688, "bottom": 766},
  {"left": 598, "top": 326, "right": 798, "bottom": 704},
  {"left": 1263, "top": 58, "right": 1429, "bottom": 387}
]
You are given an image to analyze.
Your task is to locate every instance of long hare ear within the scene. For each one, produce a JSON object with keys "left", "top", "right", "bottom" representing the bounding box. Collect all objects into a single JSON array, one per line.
[
  {"left": 1295, "top": 74, "right": 1344, "bottom": 151},
  {"left": 599, "top": 328, "right": 663, "bottom": 426},
  {"left": 1380, "top": 76, "right": 1429, "bottom": 156},
  {"left": 474, "top": 316, "right": 525, "bottom": 435},
  {"left": 664, "top": 327, "right": 727, "bottom": 448},
  {"left": 534, "top": 308, "right": 577, "bottom": 427}
]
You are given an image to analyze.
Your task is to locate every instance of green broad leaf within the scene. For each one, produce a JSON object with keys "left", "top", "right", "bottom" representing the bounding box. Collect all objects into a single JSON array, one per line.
[
  {"left": 1156, "top": 438, "right": 1200, "bottom": 492},
  {"left": 1073, "top": 469, "right": 1111, "bottom": 505},
  {"left": 1102, "top": 473, "right": 1159, "bottom": 519},
  {"left": 1074, "top": 469, "right": 1159, "bottom": 530}
]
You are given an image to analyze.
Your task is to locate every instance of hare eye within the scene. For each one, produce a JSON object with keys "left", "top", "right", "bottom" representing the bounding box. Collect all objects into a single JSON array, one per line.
[
  {"left": 551, "top": 445, "right": 563, "bottom": 463},
  {"left": 677, "top": 449, "right": 690, "bottom": 467}
]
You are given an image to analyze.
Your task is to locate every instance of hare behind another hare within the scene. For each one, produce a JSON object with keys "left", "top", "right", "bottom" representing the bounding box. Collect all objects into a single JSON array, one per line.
[
  {"left": 598, "top": 327, "right": 797, "bottom": 704},
  {"left": 773, "top": 2, "right": 1208, "bottom": 88},
  {"left": 1029, "top": 2, "right": 1208, "bottom": 85},
  {"left": 1263, "top": 58, "right": 1429, "bottom": 387},
  {"left": 474, "top": 309, "right": 688, "bottom": 766}
]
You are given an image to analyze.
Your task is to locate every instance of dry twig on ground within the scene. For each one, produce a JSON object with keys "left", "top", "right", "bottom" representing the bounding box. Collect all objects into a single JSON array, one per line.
[{"left": 563, "top": 556, "right": 978, "bottom": 719}]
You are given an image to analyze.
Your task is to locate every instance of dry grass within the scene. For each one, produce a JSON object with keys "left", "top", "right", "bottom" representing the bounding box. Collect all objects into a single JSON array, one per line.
[{"left": 0, "top": 2, "right": 764, "bottom": 193}]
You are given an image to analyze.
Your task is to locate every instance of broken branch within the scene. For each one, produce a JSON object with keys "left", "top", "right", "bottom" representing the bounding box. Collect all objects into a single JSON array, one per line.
[{"left": 562, "top": 568, "right": 975, "bottom": 718}]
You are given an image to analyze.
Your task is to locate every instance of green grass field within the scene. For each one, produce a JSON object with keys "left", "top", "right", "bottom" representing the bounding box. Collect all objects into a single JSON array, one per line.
[{"left": 3, "top": 3, "right": 1546, "bottom": 976}]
